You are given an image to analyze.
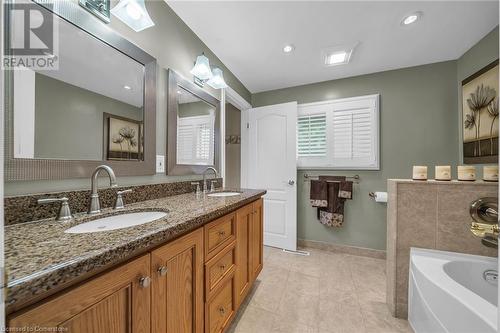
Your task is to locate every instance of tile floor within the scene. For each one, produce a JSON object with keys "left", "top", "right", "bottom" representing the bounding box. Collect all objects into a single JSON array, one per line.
[{"left": 228, "top": 246, "right": 413, "bottom": 333}]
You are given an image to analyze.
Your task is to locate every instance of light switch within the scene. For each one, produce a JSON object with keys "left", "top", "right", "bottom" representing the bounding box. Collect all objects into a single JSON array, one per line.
[{"left": 156, "top": 155, "right": 165, "bottom": 173}]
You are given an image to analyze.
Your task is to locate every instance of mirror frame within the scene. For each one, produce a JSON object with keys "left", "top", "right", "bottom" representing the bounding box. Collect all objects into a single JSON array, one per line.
[
  {"left": 167, "top": 69, "right": 220, "bottom": 175},
  {"left": 4, "top": 0, "right": 157, "bottom": 181}
]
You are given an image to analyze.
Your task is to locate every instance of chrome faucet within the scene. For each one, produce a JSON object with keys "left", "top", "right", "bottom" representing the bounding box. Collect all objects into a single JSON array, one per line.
[
  {"left": 202, "top": 167, "right": 218, "bottom": 193},
  {"left": 469, "top": 197, "right": 499, "bottom": 248},
  {"left": 88, "top": 165, "right": 118, "bottom": 214}
]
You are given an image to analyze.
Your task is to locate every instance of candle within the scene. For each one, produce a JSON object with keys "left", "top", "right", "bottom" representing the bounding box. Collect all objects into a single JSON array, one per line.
[
  {"left": 435, "top": 166, "right": 451, "bottom": 181},
  {"left": 412, "top": 166, "right": 427, "bottom": 180},
  {"left": 483, "top": 166, "right": 498, "bottom": 182},
  {"left": 457, "top": 166, "right": 476, "bottom": 181}
]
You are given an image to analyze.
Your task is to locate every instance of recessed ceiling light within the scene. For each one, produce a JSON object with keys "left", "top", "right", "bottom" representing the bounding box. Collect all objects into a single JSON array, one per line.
[
  {"left": 283, "top": 44, "right": 295, "bottom": 53},
  {"left": 177, "top": 90, "right": 183, "bottom": 94},
  {"left": 123, "top": 85, "right": 131, "bottom": 90},
  {"left": 402, "top": 12, "right": 422, "bottom": 25}
]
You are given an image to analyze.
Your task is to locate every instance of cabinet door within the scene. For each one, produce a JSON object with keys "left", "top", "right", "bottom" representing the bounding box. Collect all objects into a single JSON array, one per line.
[
  {"left": 234, "top": 203, "right": 253, "bottom": 306},
  {"left": 151, "top": 228, "right": 204, "bottom": 333},
  {"left": 8, "top": 254, "right": 151, "bottom": 333},
  {"left": 250, "top": 198, "right": 264, "bottom": 281}
]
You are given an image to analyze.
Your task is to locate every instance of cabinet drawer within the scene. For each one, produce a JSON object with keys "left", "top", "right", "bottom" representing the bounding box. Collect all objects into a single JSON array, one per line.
[
  {"left": 204, "top": 213, "right": 236, "bottom": 260},
  {"left": 206, "top": 278, "right": 235, "bottom": 333},
  {"left": 205, "top": 241, "right": 236, "bottom": 299}
]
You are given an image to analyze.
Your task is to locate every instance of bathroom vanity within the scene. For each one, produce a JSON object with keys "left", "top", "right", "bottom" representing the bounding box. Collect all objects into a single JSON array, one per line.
[{"left": 5, "top": 189, "right": 265, "bottom": 333}]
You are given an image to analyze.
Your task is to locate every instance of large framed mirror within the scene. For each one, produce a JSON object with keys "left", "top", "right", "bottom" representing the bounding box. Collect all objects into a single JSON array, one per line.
[
  {"left": 4, "top": 0, "right": 157, "bottom": 181},
  {"left": 167, "top": 69, "right": 220, "bottom": 175}
]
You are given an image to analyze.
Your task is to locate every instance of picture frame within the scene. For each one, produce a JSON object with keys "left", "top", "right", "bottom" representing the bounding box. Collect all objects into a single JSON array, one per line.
[
  {"left": 462, "top": 59, "right": 499, "bottom": 164},
  {"left": 104, "top": 113, "right": 143, "bottom": 161}
]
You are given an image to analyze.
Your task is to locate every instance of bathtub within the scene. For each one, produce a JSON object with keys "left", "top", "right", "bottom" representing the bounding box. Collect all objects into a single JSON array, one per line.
[{"left": 409, "top": 248, "right": 497, "bottom": 333}]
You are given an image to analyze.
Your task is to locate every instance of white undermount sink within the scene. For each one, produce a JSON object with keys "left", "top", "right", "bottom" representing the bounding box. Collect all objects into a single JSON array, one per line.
[
  {"left": 65, "top": 211, "right": 167, "bottom": 234},
  {"left": 207, "top": 192, "right": 241, "bottom": 197}
]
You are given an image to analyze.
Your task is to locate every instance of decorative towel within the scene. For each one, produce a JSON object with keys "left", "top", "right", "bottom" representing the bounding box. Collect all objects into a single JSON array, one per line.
[
  {"left": 318, "top": 176, "right": 346, "bottom": 227},
  {"left": 310, "top": 180, "right": 328, "bottom": 207},
  {"left": 338, "top": 180, "right": 353, "bottom": 200}
]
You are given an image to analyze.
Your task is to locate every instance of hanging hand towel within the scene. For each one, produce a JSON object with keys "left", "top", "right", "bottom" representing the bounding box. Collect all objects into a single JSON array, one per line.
[
  {"left": 310, "top": 180, "right": 328, "bottom": 207},
  {"left": 338, "top": 180, "right": 353, "bottom": 200},
  {"left": 318, "top": 176, "right": 346, "bottom": 227}
]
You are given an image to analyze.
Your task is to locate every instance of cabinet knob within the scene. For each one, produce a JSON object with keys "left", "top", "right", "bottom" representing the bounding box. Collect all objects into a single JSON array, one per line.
[
  {"left": 218, "top": 230, "right": 226, "bottom": 237},
  {"left": 157, "top": 266, "right": 168, "bottom": 276},
  {"left": 139, "top": 276, "right": 151, "bottom": 288},
  {"left": 218, "top": 307, "right": 226, "bottom": 315},
  {"left": 219, "top": 264, "right": 226, "bottom": 271}
]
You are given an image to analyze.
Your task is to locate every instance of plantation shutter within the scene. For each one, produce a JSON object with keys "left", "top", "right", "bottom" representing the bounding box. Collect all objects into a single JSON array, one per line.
[
  {"left": 331, "top": 97, "right": 378, "bottom": 168},
  {"left": 297, "top": 114, "right": 327, "bottom": 157},
  {"left": 297, "top": 95, "right": 379, "bottom": 170},
  {"left": 177, "top": 115, "right": 215, "bottom": 165}
]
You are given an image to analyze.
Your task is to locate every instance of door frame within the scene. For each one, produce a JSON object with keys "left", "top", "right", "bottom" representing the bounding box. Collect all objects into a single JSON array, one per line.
[{"left": 223, "top": 86, "right": 251, "bottom": 188}]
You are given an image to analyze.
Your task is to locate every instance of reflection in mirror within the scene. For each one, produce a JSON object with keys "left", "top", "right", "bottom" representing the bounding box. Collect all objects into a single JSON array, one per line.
[
  {"left": 12, "top": 10, "right": 145, "bottom": 161},
  {"left": 176, "top": 87, "right": 216, "bottom": 166}
]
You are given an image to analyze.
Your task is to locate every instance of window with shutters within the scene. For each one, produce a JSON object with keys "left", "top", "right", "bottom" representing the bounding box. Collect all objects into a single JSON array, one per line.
[
  {"left": 297, "top": 94, "right": 379, "bottom": 170},
  {"left": 177, "top": 115, "right": 215, "bottom": 165}
]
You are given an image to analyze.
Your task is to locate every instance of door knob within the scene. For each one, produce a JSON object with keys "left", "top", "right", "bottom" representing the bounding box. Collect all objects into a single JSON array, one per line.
[
  {"left": 288, "top": 180, "right": 295, "bottom": 185},
  {"left": 139, "top": 276, "right": 151, "bottom": 288}
]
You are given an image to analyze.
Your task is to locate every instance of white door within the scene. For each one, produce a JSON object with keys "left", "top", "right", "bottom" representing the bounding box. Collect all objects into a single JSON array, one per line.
[{"left": 242, "top": 102, "right": 297, "bottom": 251}]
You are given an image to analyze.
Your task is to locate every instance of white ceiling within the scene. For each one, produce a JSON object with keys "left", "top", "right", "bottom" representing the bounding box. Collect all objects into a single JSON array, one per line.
[{"left": 167, "top": 1, "right": 499, "bottom": 93}]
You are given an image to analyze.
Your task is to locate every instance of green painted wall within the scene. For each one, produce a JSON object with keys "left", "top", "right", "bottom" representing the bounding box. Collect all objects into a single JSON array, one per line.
[
  {"left": 457, "top": 27, "right": 499, "bottom": 163},
  {"left": 252, "top": 61, "right": 459, "bottom": 250},
  {"left": 5, "top": 1, "right": 251, "bottom": 196},
  {"left": 34, "top": 73, "right": 143, "bottom": 160}
]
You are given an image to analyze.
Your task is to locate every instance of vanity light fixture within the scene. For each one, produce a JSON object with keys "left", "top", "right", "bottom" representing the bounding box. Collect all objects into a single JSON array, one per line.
[
  {"left": 402, "top": 12, "right": 422, "bottom": 25},
  {"left": 111, "top": 0, "right": 155, "bottom": 32},
  {"left": 207, "top": 67, "right": 228, "bottom": 89},
  {"left": 190, "top": 53, "right": 213, "bottom": 87}
]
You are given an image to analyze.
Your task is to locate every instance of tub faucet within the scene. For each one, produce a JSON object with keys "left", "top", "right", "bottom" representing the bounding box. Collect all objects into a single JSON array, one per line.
[
  {"left": 202, "top": 167, "right": 218, "bottom": 193},
  {"left": 469, "top": 197, "right": 499, "bottom": 249},
  {"left": 88, "top": 165, "right": 118, "bottom": 214}
]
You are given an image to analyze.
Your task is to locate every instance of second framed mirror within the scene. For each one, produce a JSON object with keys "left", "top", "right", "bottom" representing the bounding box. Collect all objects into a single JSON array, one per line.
[{"left": 167, "top": 69, "right": 220, "bottom": 175}]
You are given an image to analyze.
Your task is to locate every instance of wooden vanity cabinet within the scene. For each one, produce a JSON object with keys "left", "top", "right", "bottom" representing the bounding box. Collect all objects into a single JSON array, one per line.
[
  {"left": 151, "top": 228, "right": 204, "bottom": 333},
  {"left": 250, "top": 198, "right": 264, "bottom": 281},
  {"left": 8, "top": 198, "right": 264, "bottom": 333},
  {"left": 8, "top": 254, "right": 151, "bottom": 333},
  {"left": 234, "top": 198, "right": 264, "bottom": 307}
]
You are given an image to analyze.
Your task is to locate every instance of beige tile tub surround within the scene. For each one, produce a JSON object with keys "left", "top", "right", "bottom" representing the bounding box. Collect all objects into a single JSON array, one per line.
[{"left": 386, "top": 179, "right": 498, "bottom": 319}]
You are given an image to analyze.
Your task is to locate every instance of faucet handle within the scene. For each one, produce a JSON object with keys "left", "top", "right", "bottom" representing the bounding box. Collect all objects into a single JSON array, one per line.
[
  {"left": 191, "top": 182, "right": 201, "bottom": 198},
  {"left": 38, "top": 197, "right": 72, "bottom": 221},
  {"left": 210, "top": 180, "right": 218, "bottom": 192},
  {"left": 114, "top": 189, "right": 133, "bottom": 210}
]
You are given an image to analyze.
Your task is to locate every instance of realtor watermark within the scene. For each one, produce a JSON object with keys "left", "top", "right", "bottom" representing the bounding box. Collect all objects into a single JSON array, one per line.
[{"left": 2, "top": 0, "right": 59, "bottom": 70}]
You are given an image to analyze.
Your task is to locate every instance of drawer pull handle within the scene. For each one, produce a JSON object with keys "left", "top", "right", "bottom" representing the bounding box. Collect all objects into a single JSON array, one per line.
[
  {"left": 218, "top": 307, "right": 226, "bottom": 315},
  {"left": 218, "top": 230, "right": 226, "bottom": 237},
  {"left": 158, "top": 266, "right": 168, "bottom": 276},
  {"left": 139, "top": 276, "right": 151, "bottom": 288},
  {"left": 219, "top": 264, "right": 226, "bottom": 271}
]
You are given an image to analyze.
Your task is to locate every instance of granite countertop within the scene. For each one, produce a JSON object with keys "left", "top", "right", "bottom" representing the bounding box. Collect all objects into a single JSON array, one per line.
[{"left": 5, "top": 188, "right": 266, "bottom": 312}]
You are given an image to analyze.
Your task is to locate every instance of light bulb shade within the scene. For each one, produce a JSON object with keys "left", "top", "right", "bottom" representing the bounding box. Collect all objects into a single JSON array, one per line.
[
  {"left": 190, "top": 54, "right": 213, "bottom": 80},
  {"left": 111, "top": 0, "right": 155, "bottom": 32},
  {"left": 207, "top": 67, "right": 228, "bottom": 89}
]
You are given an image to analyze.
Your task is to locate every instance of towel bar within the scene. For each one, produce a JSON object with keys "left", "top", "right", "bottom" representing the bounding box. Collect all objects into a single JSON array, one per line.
[{"left": 303, "top": 173, "right": 360, "bottom": 184}]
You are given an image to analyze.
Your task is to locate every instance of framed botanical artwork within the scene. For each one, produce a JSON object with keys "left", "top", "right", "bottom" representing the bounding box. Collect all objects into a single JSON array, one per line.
[
  {"left": 462, "top": 59, "right": 499, "bottom": 164},
  {"left": 104, "top": 113, "right": 143, "bottom": 161}
]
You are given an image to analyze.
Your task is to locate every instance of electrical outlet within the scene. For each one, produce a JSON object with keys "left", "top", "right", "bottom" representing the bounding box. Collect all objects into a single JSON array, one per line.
[{"left": 156, "top": 155, "right": 165, "bottom": 173}]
